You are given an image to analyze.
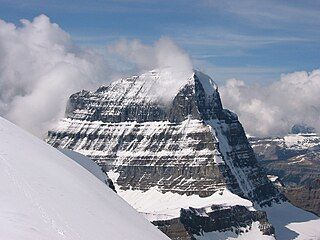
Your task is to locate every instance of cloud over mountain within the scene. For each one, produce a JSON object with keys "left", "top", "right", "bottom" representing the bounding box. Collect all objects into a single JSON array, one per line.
[
  {"left": 0, "top": 15, "right": 191, "bottom": 136},
  {"left": 0, "top": 15, "right": 318, "bottom": 137},
  {"left": 0, "top": 15, "right": 110, "bottom": 136},
  {"left": 220, "top": 69, "right": 320, "bottom": 136},
  {"left": 108, "top": 38, "right": 193, "bottom": 104}
]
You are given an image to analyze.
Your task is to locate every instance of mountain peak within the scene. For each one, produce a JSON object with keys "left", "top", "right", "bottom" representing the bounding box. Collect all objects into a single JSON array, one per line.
[
  {"left": 96, "top": 68, "right": 217, "bottom": 103},
  {"left": 65, "top": 69, "right": 222, "bottom": 123},
  {"left": 194, "top": 69, "right": 218, "bottom": 94},
  {"left": 50, "top": 69, "right": 281, "bottom": 205},
  {"left": 46, "top": 69, "right": 320, "bottom": 239}
]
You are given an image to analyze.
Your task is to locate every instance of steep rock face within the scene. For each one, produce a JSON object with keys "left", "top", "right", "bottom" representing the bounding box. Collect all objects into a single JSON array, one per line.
[
  {"left": 47, "top": 70, "right": 280, "bottom": 205},
  {"left": 49, "top": 118, "right": 227, "bottom": 197},
  {"left": 250, "top": 133, "right": 320, "bottom": 216},
  {"left": 65, "top": 76, "right": 167, "bottom": 123},
  {"left": 47, "top": 69, "right": 294, "bottom": 238}
]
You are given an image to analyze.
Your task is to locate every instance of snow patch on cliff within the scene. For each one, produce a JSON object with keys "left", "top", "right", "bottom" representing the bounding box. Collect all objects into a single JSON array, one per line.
[
  {"left": 284, "top": 134, "right": 320, "bottom": 150},
  {"left": 107, "top": 171, "right": 252, "bottom": 221}
]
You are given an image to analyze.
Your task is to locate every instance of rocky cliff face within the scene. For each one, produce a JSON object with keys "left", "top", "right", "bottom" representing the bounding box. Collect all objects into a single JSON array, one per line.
[
  {"left": 47, "top": 70, "right": 280, "bottom": 204},
  {"left": 46, "top": 69, "right": 320, "bottom": 239}
]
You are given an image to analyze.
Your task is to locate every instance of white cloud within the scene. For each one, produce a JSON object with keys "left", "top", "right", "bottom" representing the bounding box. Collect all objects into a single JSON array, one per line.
[
  {"left": 220, "top": 69, "right": 320, "bottom": 136},
  {"left": 0, "top": 15, "right": 193, "bottom": 136},
  {"left": 0, "top": 15, "right": 110, "bottom": 137},
  {"left": 108, "top": 37, "right": 193, "bottom": 104},
  {"left": 107, "top": 37, "right": 192, "bottom": 73},
  {"left": 109, "top": 37, "right": 320, "bottom": 136},
  {"left": 0, "top": 15, "right": 318, "bottom": 138}
]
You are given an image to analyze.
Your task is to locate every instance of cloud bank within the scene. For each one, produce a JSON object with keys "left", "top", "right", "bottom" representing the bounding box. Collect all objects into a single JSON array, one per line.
[
  {"left": 0, "top": 15, "right": 318, "bottom": 137},
  {"left": 0, "top": 15, "right": 192, "bottom": 136},
  {"left": 220, "top": 69, "right": 320, "bottom": 136},
  {"left": 0, "top": 15, "right": 111, "bottom": 136}
]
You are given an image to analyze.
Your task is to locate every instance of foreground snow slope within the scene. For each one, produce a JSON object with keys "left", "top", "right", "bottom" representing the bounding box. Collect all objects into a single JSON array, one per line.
[
  {"left": 58, "top": 148, "right": 115, "bottom": 190},
  {"left": 0, "top": 117, "right": 169, "bottom": 240}
]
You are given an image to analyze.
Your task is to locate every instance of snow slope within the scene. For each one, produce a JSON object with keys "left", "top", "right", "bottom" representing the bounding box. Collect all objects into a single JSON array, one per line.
[
  {"left": 58, "top": 148, "right": 113, "bottom": 187},
  {"left": 0, "top": 117, "right": 169, "bottom": 240},
  {"left": 262, "top": 202, "right": 320, "bottom": 240}
]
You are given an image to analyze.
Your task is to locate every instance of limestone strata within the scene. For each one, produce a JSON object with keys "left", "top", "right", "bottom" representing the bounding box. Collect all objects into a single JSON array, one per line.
[{"left": 46, "top": 69, "right": 283, "bottom": 238}]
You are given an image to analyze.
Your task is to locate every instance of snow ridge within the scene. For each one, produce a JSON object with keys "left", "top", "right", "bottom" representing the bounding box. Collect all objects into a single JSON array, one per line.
[{"left": 0, "top": 117, "right": 169, "bottom": 240}]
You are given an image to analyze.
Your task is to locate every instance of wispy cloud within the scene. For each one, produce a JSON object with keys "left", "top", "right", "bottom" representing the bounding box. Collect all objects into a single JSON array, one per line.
[
  {"left": 204, "top": 0, "right": 320, "bottom": 29},
  {"left": 0, "top": 0, "right": 178, "bottom": 14},
  {"left": 176, "top": 30, "right": 314, "bottom": 49},
  {"left": 195, "top": 60, "right": 289, "bottom": 84}
]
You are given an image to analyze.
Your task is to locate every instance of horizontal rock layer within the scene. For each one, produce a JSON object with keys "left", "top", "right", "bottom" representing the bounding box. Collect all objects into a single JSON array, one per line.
[{"left": 46, "top": 70, "right": 284, "bottom": 238}]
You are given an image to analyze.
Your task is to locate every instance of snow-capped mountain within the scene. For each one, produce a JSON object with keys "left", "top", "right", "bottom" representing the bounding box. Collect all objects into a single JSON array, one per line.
[
  {"left": 250, "top": 131, "right": 320, "bottom": 216},
  {"left": 46, "top": 69, "right": 320, "bottom": 239},
  {"left": 0, "top": 117, "right": 169, "bottom": 240}
]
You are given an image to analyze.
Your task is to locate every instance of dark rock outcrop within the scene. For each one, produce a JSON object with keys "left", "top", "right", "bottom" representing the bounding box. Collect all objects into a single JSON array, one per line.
[
  {"left": 153, "top": 205, "right": 274, "bottom": 239},
  {"left": 180, "top": 205, "right": 274, "bottom": 237}
]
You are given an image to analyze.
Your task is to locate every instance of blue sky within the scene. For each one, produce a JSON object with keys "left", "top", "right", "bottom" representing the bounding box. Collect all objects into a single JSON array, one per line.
[{"left": 0, "top": 0, "right": 319, "bottom": 84}]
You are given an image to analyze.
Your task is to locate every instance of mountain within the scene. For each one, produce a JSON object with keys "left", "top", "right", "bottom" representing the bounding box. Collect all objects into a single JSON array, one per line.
[
  {"left": 250, "top": 131, "right": 320, "bottom": 216},
  {"left": 46, "top": 69, "right": 320, "bottom": 239},
  {"left": 291, "top": 124, "right": 316, "bottom": 134},
  {"left": 0, "top": 117, "right": 169, "bottom": 240}
]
